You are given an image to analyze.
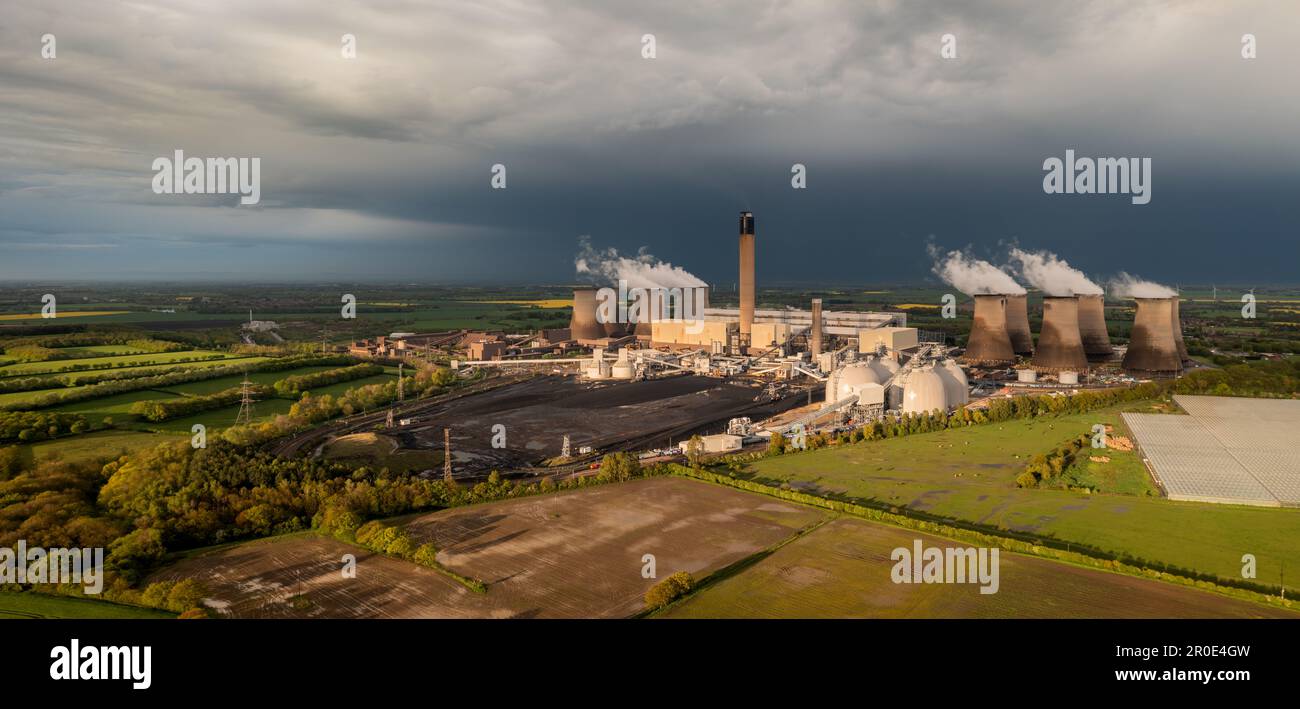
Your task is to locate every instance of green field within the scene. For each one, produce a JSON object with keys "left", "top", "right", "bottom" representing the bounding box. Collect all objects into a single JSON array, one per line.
[
  {"left": 151, "top": 365, "right": 340, "bottom": 396},
  {"left": 0, "top": 349, "right": 248, "bottom": 377},
  {"left": 660, "top": 517, "right": 1297, "bottom": 619},
  {"left": 49, "top": 389, "right": 182, "bottom": 420},
  {"left": 52, "top": 344, "right": 150, "bottom": 358},
  {"left": 0, "top": 592, "right": 174, "bottom": 619},
  {"left": 139, "top": 372, "right": 396, "bottom": 434},
  {"left": 24, "top": 429, "right": 184, "bottom": 464},
  {"left": 744, "top": 404, "right": 1300, "bottom": 590}
]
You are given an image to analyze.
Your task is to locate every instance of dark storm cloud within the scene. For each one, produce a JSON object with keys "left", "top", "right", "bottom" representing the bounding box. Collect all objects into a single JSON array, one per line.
[{"left": 0, "top": 0, "right": 1297, "bottom": 282}]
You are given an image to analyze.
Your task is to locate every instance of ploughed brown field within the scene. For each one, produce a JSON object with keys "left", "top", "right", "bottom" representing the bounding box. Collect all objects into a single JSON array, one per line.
[
  {"left": 660, "top": 517, "right": 1300, "bottom": 619},
  {"left": 151, "top": 477, "right": 830, "bottom": 618}
]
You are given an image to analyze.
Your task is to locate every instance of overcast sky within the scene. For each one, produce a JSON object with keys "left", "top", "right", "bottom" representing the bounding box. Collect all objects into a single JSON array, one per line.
[{"left": 1, "top": 0, "right": 1297, "bottom": 286}]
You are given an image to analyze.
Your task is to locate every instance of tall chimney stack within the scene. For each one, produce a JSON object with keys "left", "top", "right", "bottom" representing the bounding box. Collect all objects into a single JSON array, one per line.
[
  {"left": 960, "top": 294, "right": 1015, "bottom": 366},
  {"left": 1033, "top": 296, "right": 1089, "bottom": 371},
  {"left": 738, "top": 211, "right": 755, "bottom": 351},
  {"left": 1005, "top": 293, "right": 1034, "bottom": 355},
  {"left": 810, "top": 298, "right": 823, "bottom": 357},
  {"left": 569, "top": 287, "right": 604, "bottom": 341},
  {"left": 1123, "top": 297, "right": 1183, "bottom": 375},
  {"left": 1076, "top": 293, "right": 1113, "bottom": 360}
]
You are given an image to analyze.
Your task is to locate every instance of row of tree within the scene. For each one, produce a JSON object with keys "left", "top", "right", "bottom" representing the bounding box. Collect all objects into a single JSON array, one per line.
[
  {"left": 1, "top": 354, "right": 354, "bottom": 411},
  {"left": 128, "top": 384, "right": 274, "bottom": 422},
  {"left": 0, "top": 411, "right": 89, "bottom": 443},
  {"left": 272, "top": 363, "right": 384, "bottom": 396},
  {"left": 1015, "top": 433, "right": 1092, "bottom": 488}
]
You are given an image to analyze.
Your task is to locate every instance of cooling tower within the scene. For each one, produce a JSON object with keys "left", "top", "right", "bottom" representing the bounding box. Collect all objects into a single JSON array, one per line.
[
  {"left": 739, "top": 211, "right": 755, "bottom": 350},
  {"left": 1122, "top": 297, "right": 1183, "bottom": 375},
  {"left": 960, "top": 294, "right": 1015, "bottom": 366},
  {"left": 1171, "top": 297, "right": 1190, "bottom": 364},
  {"left": 1005, "top": 293, "right": 1034, "bottom": 355},
  {"left": 596, "top": 288, "right": 626, "bottom": 337},
  {"left": 1033, "top": 296, "right": 1089, "bottom": 372},
  {"left": 1076, "top": 293, "right": 1113, "bottom": 360},
  {"left": 632, "top": 288, "right": 654, "bottom": 338},
  {"left": 570, "top": 287, "right": 604, "bottom": 341},
  {"left": 810, "top": 298, "right": 823, "bottom": 357}
]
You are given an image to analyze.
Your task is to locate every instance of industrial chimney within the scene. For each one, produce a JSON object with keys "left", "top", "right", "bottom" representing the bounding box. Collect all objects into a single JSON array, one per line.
[
  {"left": 1005, "top": 294, "right": 1034, "bottom": 355},
  {"left": 810, "top": 298, "right": 823, "bottom": 357},
  {"left": 1076, "top": 294, "right": 1113, "bottom": 360},
  {"left": 1033, "top": 296, "right": 1089, "bottom": 372},
  {"left": 570, "top": 287, "right": 605, "bottom": 341},
  {"left": 1171, "top": 297, "right": 1191, "bottom": 364},
  {"left": 738, "top": 211, "right": 755, "bottom": 351},
  {"left": 1122, "top": 297, "right": 1183, "bottom": 375},
  {"left": 960, "top": 294, "right": 1015, "bottom": 366}
]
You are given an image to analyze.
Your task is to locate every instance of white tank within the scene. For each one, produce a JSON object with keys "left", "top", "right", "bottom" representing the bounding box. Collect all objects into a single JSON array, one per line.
[
  {"left": 867, "top": 356, "right": 900, "bottom": 380},
  {"left": 937, "top": 359, "right": 969, "bottom": 406},
  {"left": 902, "top": 365, "right": 948, "bottom": 415},
  {"left": 1017, "top": 368, "right": 1038, "bottom": 383},
  {"left": 827, "top": 362, "right": 881, "bottom": 403},
  {"left": 1058, "top": 370, "right": 1079, "bottom": 385},
  {"left": 585, "top": 361, "right": 611, "bottom": 379}
]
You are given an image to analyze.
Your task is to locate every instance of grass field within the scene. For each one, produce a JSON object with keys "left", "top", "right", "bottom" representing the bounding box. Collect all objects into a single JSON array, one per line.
[
  {"left": 24, "top": 429, "right": 184, "bottom": 464},
  {"left": 744, "top": 404, "right": 1300, "bottom": 590},
  {"left": 150, "top": 365, "right": 339, "bottom": 396},
  {"left": 53, "top": 345, "right": 150, "bottom": 358},
  {"left": 138, "top": 372, "right": 395, "bottom": 434},
  {"left": 0, "top": 592, "right": 174, "bottom": 619},
  {"left": 660, "top": 517, "right": 1298, "bottom": 619},
  {"left": 50, "top": 389, "right": 182, "bottom": 420},
  {"left": 0, "top": 349, "right": 247, "bottom": 377}
]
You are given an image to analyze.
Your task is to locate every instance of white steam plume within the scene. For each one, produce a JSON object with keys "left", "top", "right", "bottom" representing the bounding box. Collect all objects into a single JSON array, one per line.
[
  {"left": 575, "top": 236, "right": 706, "bottom": 289},
  {"left": 1008, "top": 248, "right": 1103, "bottom": 296},
  {"left": 929, "top": 245, "right": 1026, "bottom": 295},
  {"left": 1107, "top": 272, "right": 1177, "bottom": 299}
]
